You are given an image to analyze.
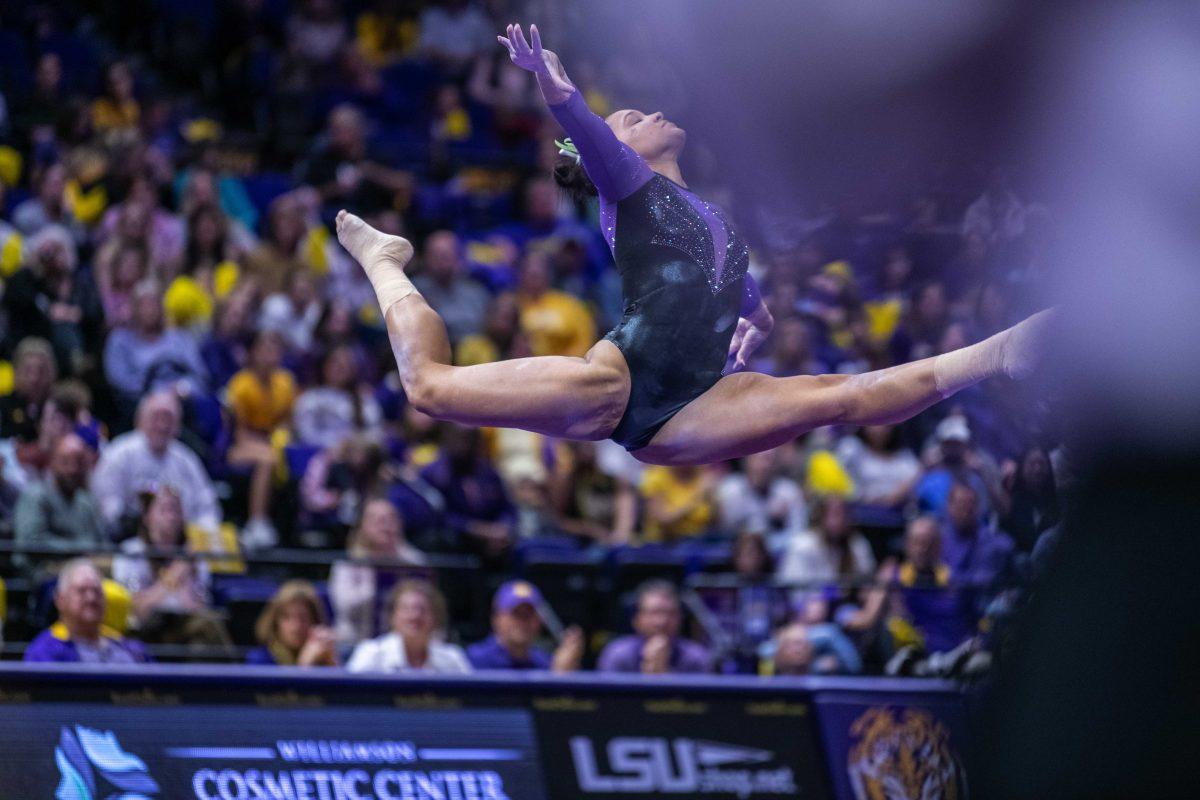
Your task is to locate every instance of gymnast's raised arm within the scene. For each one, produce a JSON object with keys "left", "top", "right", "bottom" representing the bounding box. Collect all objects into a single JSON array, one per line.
[{"left": 498, "top": 23, "right": 653, "bottom": 202}]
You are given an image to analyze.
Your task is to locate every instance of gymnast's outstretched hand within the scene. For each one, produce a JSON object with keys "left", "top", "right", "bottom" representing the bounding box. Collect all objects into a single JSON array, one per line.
[
  {"left": 725, "top": 315, "right": 772, "bottom": 374},
  {"left": 498, "top": 23, "right": 575, "bottom": 103}
]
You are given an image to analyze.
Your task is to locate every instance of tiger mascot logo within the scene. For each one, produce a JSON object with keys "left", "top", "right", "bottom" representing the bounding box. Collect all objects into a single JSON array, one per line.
[{"left": 847, "top": 707, "right": 965, "bottom": 800}]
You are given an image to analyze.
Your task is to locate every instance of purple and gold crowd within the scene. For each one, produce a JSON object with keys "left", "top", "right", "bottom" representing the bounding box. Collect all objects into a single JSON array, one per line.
[{"left": 0, "top": 1, "right": 1063, "bottom": 679}]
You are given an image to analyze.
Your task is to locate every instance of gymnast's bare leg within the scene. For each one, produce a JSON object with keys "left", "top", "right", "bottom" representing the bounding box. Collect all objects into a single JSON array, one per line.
[
  {"left": 335, "top": 210, "right": 630, "bottom": 440},
  {"left": 634, "top": 310, "right": 1052, "bottom": 466},
  {"left": 340, "top": 210, "right": 1048, "bottom": 465}
]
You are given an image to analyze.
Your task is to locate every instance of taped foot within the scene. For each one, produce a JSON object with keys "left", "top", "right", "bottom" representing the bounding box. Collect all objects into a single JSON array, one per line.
[{"left": 336, "top": 210, "right": 414, "bottom": 275}]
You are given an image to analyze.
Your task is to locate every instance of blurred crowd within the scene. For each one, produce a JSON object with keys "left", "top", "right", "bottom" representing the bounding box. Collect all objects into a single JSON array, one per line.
[{"left": 0, "top": 0, "right": 1064, "bottom": 679}]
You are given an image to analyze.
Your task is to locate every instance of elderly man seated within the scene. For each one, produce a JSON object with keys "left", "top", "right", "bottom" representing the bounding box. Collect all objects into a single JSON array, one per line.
[
  {"left": 91, "top": 391, "right": 221, "bottom": 536},
  {"left": 24, "top": 558, "right": 151, "bottom": 664}
]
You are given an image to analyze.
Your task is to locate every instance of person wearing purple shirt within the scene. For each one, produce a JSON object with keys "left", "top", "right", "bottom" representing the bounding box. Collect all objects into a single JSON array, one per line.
[
  {"left": 24, "top": 559, "right": 151, "bottom": 665},
  {"left": 597, "top": 580, "right": 712, "bottom": 674},
  {"left": 467, "top": 580, "right": 584, "bottom": 671},
  {"left": 331, "top": 22, "right": 1048, "bottom": 471},
  {"left": 419, "top": 425, "right": 516, "bottom": 554},
  {"left": 940, "top": 482, "right": 1015, "bottom": 590},
  {"left": 891, "top": 516, "right": 980, "bottom": 654}
]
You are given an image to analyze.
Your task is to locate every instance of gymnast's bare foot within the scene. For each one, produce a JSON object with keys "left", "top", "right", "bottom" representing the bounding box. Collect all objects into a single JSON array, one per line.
[
  {"left": 1003, "top": 308, "right": 1055, "bottom": 380},
  {"left": 336, "top": 209, "right": 414, "bottom": 276}
]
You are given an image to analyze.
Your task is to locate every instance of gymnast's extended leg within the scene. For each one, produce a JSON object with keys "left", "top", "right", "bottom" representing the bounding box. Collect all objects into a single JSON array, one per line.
[
  {"left": 336, "top": 211, "right": 630, "bottom": 440},
  {"left": 635, "top": 310, "right": 1052, "bottom": 465}
]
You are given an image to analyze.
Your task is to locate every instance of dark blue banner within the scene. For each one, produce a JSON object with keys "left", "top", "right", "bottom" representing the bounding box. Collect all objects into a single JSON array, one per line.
[{"left": 0, "top": 703, "right": 545, "bottom": 800}]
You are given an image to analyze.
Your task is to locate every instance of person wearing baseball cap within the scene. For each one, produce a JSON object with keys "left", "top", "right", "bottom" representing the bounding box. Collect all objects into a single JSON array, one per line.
[
  {"left": 466, "top": 580, "right": 584, "bottom": 671},
  {"left": 916, "top": 414, "right": 997, "bottom": 520}
]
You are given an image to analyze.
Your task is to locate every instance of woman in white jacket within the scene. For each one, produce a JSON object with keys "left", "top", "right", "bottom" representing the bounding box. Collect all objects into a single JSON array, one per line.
[{"left": 346, "top": 580, "right": 471, "bottom": 674}]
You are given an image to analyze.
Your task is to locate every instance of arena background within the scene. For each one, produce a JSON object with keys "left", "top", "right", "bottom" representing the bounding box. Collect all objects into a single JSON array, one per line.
[{"left": 0, "top": 0, "right": 1196, "bottom": 798}]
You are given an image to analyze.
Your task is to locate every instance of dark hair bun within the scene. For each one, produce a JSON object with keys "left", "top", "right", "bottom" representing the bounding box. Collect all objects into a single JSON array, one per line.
[{"left": 553, "top": 159, "right": 598, "bottom": 202}]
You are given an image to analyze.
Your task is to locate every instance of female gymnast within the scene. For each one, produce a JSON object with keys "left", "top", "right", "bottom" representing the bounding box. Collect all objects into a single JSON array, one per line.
[{"left": 334, "top": 23, "right": 1049, "bottom": 467}]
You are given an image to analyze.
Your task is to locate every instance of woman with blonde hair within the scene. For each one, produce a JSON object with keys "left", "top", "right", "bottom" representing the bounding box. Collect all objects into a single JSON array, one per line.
[{"left": 246, "top": 580, "right": 338, "bottom": 667}]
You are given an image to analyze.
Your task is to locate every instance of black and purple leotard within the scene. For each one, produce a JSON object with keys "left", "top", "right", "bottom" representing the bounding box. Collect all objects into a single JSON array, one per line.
[{"left": 550, "top": 91, "right": 761, "bottom": 451}]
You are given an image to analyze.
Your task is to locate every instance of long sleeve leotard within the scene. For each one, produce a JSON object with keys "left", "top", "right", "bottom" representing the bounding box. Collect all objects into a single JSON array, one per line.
[{"left": 550, "top": 91, "right": 757, "bottom": 451}]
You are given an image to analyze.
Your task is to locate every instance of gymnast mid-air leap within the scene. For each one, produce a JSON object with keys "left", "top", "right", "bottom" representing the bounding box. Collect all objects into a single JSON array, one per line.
[{"left": 334, "top": 23, "right": 1049, "bottom": 466}]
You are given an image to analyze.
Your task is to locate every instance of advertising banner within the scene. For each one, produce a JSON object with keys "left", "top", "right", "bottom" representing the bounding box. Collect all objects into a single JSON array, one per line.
[
  {"left": 0, "top": 703, "right": 546, "bottom": 800},
  {"left": 813, "top": 690, "right": 972, "bottom": 800},
  {"left": 532, "top": 692, "right": 830, "bottom": 799}
]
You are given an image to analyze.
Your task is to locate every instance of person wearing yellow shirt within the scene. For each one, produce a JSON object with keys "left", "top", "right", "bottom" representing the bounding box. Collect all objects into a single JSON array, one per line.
[
  {"left": 225, "top": 331, "right": 297, "bottom": 548},
  {"left": 639, "top": 464, "right": 717, "bottom": 543},
  {"left": 91, "top": 62, "right": 140, "bottom": 141},
  {"left": 516, "top": 249, "right": 595, "bottom": 358}
]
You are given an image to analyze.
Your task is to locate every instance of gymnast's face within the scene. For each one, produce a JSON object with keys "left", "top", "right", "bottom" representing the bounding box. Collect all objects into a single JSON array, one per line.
[{"left": 606, "top": 109, "right": 686, "bottom": 161}]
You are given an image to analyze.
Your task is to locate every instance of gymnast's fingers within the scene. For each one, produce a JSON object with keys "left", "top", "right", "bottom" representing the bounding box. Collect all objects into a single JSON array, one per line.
[{"left": 530, "top": 24, "right": 543, "bottom": 53}]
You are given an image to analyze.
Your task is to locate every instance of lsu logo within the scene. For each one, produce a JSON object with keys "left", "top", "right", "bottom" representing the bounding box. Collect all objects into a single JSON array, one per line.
[
  {"left": 847, "top": 707, "right": 965, "bottom": 800},
  {"left": 54, "top": 726, "right": 160, "bottom": 800}
]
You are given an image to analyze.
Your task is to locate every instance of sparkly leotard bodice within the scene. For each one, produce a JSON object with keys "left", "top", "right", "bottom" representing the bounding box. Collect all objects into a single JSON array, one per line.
[{"left": 551, "top": 92, "right": 759, "bottom": 451}]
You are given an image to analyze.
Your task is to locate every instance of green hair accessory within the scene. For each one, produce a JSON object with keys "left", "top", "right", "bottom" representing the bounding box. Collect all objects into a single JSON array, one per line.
[{"left": 555, "top": 138, "right": 581, "bottom": 164}]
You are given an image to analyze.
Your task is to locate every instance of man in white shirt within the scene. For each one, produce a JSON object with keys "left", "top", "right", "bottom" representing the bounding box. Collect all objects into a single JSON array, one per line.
[{"left": 91, "top": 391, "right": 220, "bottom": 534}]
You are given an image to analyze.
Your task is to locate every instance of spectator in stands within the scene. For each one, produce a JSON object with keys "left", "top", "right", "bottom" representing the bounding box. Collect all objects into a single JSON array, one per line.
[
  {"left": 286, "top": 0, "right": 349, "bottom": 75},
  {"left": 111, "top": 486, "right": 231, "bottom": 649},
  {"left": 766, "top": 621, "right": 862, "bottom": 676},
  {"left": 716, "top": 448, "right": 807, "bottom": 540},
  {"left": 454, "top": 291, "right": 524, "bottom": 365},
  {"left": 420, "top": 424, "right": 514, "bottom": 556},
  {"left": 293, "top": 343, "right": 383, "bottom": 449},
  {"left": 242, "top": 194, "right": 314, "bottom": 296},
  {"left": 418, "top": 0, "right": 494, "bottom": 71},
  {"left": 299, "top": 434, "right": 389, "bottom": 533},
  {"left": 3, "top": 225, "right": 103, "bottom": 377},
  {"left": 639, "top": 464, "right": 717, "bottom": 543},
  {"left": 24, "top": 558, "right": 150, "bottom": 663},
  {"left": 836, "top": 424, "right": 922, "bottom": 510},
  {"left": 1001, "top": 445, "right": 1061, "bottom": 553},
  {"left": 467, "top": 580, "right": 584, "bottom": 671},
  {"left": 12, "top": 164, "right": 82, "bottom": 239},
  {"left": 411, "top": 231, "right": 489, "bottom": 345},
  {"left": 226, "top": 330, "right": 296, "bottom": 548},
  {"left": 597, "top": 581, "right": 712, "bottom": 674},
  {"left": 0, "top": 384, "right": 85, "bottom": 492},
  {"left": 92, "top": 391, "right": 221, "bottom": 536},
  {"left": 103, "top": 279, "right": 208, "bottom": 414},
  {"left": 247, "top": 580, "right": 339, "bottom": 667},
  {"left": 346, "top": 580, "right": 471, "bottom": 673},
  {"left": 330, "top": 497, "right": 427, "bottom": 646},
  {"left": 177, "top": 203, "right": 240, "bottom": 287},
  {"left": 14, "top": 433, "right": 106, "bottom": 562},
  {"left": 882, "top": 515, "right": 980, "bottom": 657},
  {"left": 354, "top": 0, "right": 419, "bottom": 66},
  {"left": 259, "top": 269, "right": 323, "bottom": 352},
  {"left": 515, "top": 248, "right": 595, "bottom": 358},
  {"left": 751, "top": 315, "right": 826, "bottom": 377},
  {"left": 94, "top": 242, "right": 149, "bottom": 330},
  {"left": 201, "top": 286, "right": 255, "bottom": 389},
  {"left": 549, "top": 440, "right": 637, "bottom": 544},
  {"left": 962, "top": 166, "right": 1027, "bottom": 246},
  {"left": 97, "top": 178, "right": 186, "bottom": 274},
  {"left": 299, "top": 104, "right": 412, "bottom": 215},
  {"left": 91, "top": 61, "right": 140, "bottom": 142},
  {"left": 941, "top": 482, "right": 1014, "bottom": 589},
  {"left": 0, "top": 337, "right": 57, "bottom": 443},
  {"left": 776, "top": 495, "right": 876, "bottom": 587},
  {"left": 916, "top": 415, "right": 999, "bottom": 519}
]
